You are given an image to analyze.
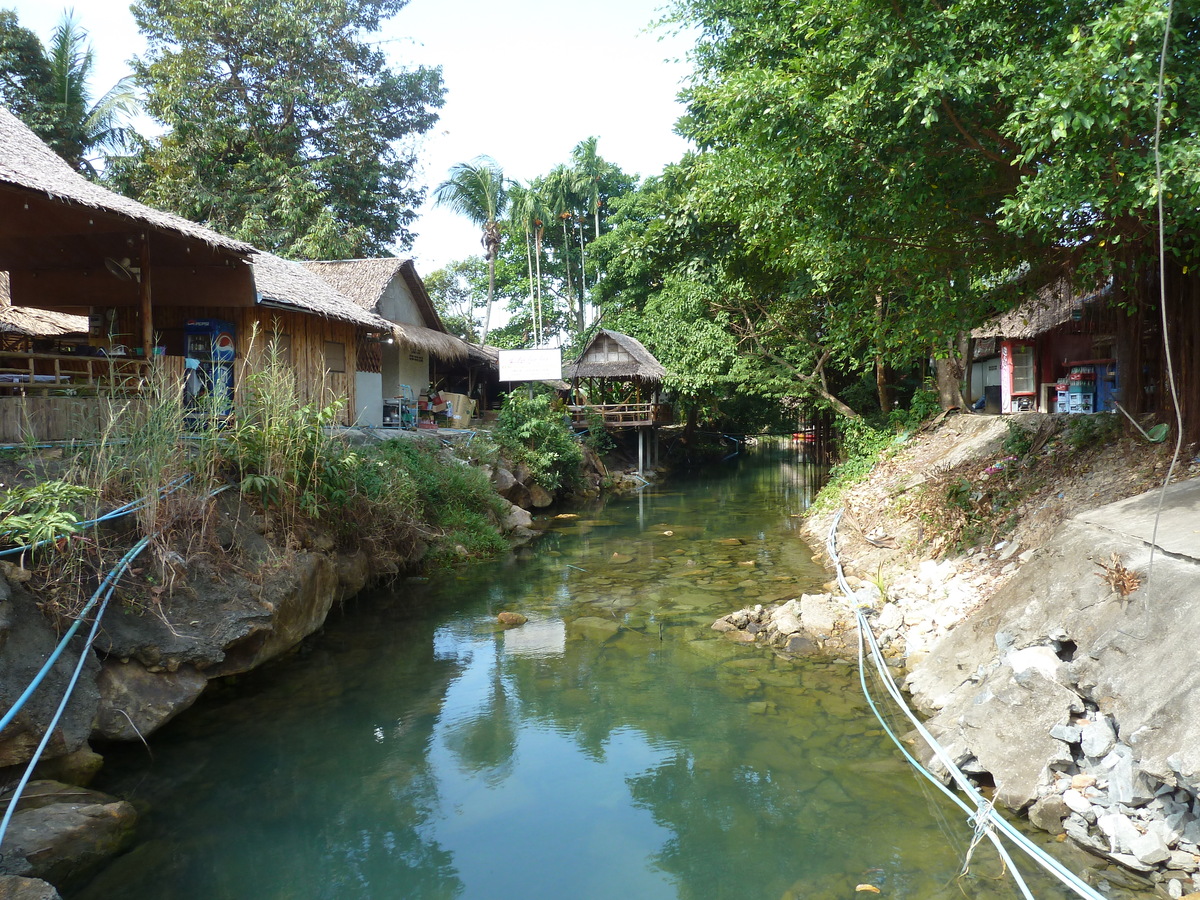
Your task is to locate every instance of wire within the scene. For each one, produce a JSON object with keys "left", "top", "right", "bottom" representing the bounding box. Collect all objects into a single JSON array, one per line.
[{"left": 1146, "top": 0, "right": 1183, "bottom": 584}]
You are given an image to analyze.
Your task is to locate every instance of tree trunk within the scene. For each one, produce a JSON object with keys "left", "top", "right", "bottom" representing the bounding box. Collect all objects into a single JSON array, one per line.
[{"left": 934, "top": 339, "right": 968, "bottom": 410}]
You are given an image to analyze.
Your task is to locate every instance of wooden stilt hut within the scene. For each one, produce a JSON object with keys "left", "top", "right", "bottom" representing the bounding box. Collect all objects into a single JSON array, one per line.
[{"left": 565, "top": 329, "right": 669, "bottom": 474}]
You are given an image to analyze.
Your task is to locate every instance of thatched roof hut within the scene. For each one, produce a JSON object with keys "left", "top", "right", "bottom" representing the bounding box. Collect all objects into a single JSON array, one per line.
[
  {"left": 302, "top": 257, "right": 467, "bottom": 361},
  {"left": 251, "top": 252, "right": 393, "bottom": 332},
  {"left": 565, "top": 329, "right": 666, "bottom": 383},
  {"left": 972, "top": 280, "right": 1088, "bottom": 340}
]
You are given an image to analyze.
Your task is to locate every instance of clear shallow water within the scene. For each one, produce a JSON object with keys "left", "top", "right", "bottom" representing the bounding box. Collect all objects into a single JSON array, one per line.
[{"left": 77, "top": 443, "right": 1099, "bottom": 900}]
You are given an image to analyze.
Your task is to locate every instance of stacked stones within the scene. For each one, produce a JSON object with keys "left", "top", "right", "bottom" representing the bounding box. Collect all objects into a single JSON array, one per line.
[
  {"left": 1030, "top": 712, "right": 1200, "bottom": 897},
  {"left": 711, "top": 594, "right": 858, "bottom": 657}
]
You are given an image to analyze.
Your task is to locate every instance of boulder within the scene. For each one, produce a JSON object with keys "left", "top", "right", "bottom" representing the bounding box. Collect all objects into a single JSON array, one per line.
[
  {"left": 491, "top": 466, "right": 517, "bottom": 497},
  {"left": 798, "top": 593, "right": 843, "bottom": 638},
  {"left": 496, "top": 612, "right": 527, "bottom": 628},
  {"left": 527, "top": 483, "right": 554, "bottom": 508},
  {"left": 1029, "top": 794, "right": 1070, "bottom": 832},
  {"left": 93, "top": 659, "right": 208, "bottom": 742},
  {"left": 501, "top": 502, "right": 533, "bottom": 532},
  {"left": 0, "top": 877, "right": 62, "bottom": 900},
  {"left": 0, "top": 574, "right": 99, "bottom": 769},
  {"left": 0, "top": 781, "right": 136, "bottom": 886}
]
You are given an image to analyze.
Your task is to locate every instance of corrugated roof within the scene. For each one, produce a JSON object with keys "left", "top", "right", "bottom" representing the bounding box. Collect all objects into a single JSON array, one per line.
[
  {"left": 566, "top": 329, "right": 667, "bottom": 383},
  {"left": 0, "top": 107, "right": 254, "bottom": 255}
]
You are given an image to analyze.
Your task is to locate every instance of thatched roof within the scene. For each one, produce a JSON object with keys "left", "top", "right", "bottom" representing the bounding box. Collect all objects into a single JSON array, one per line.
[
  {"left": 0, "top": 272, "right": 87, "bottom": 336},
  {"left": 300, "top": 257, "right": 466, "bottom": 360},
  {"left": 566, "top": 329, "right": 666, "bottom": 383},
  {"left": 301, "top": 257, "right": 446, "bottom": 327},
  {"left": 251, "top": 252, "right": 392, "bottom": 330},
  {"left": 0, "top": 107, "right": 252, "bottom": 255},
  {"left": 972, "top": 280, "right": 1084, "bottom": 340}
]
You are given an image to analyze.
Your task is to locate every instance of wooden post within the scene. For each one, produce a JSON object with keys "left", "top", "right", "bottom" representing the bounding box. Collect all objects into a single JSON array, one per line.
[
  {"left": 638, "top": 426, "right": 644, "bottom": 476},
  {"left": 139, "top": 233, "right": 153, "bottom": 359}
]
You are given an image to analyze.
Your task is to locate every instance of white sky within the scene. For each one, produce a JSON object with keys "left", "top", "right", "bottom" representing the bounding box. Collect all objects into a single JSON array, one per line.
[{"left": 5, "top": 0, "right": 696, "bottom": 275}]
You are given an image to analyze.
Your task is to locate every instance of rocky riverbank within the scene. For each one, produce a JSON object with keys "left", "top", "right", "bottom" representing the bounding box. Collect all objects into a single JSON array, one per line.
[
  {"left": 0, "top": 432, "right": 630, "bottom": 897},
  {"left": 717, "top": 412, "right": 1200, "bottom": 896}
]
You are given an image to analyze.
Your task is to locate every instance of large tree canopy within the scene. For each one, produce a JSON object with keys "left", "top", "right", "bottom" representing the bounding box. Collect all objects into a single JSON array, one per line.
[{"left": 112, "top": 0, "right": 444, "bottom": 259}]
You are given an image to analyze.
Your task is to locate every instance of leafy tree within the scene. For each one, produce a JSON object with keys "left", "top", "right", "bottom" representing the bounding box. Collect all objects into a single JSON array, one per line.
[
  {"left": 111, "top": 0, "right": 443, "bottom": 259},
  {"left": 0, "top": 9, "right": 139, "bottom": 177},
  {"left": 434, "top": 157, "right": 508, "bottom": 343},
  {"left": 425, "top": 257, "right": 487, "bottom": 342}
]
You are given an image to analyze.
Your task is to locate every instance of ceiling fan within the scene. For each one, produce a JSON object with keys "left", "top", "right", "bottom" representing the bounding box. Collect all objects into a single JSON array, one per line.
[{"left": 103, "top": 256, "right": 142, "bottom": 283}]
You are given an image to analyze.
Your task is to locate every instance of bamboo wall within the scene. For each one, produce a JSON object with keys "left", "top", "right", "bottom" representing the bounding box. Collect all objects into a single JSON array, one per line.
[{"left": 115, "top": 305, "right": 360, "bottom": 424}]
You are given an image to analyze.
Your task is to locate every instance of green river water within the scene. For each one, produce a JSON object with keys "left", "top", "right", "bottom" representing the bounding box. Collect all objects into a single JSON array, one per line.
[{"left": 76, "top": 443, "right": 1112, "bottom": 900}]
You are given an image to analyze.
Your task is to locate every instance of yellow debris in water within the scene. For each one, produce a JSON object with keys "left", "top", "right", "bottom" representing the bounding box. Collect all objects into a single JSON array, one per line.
[
  {"left": 553, "top": 513, "right": 579, "bottom": 520},
  {"left": 662, "top": 530, "right": 674, "bottom": 536},
  {"left": 855, "top": 886, "right": 881, "bottom": 894}
]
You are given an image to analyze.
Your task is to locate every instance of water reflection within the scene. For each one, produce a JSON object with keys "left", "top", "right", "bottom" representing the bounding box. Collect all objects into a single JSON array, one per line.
[{"left": 77, "top": 444, "right": 1097, "bottom": 899}]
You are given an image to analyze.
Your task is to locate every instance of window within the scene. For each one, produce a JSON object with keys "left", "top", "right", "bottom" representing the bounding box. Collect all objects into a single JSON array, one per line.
[
  {"left": 1011, "top": 344, "right": 1035, "bottom": 394},
  {"left": 324, "top": 341, "right": 346, "bottom": 373}
]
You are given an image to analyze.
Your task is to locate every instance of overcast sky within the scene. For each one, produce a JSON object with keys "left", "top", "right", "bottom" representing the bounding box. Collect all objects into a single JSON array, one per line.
[{"left": 5, "top": 0, "right": 696, "bottom": 275}]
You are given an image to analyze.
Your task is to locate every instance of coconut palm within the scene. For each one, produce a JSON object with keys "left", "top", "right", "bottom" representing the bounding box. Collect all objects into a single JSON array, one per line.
[
  {"left": 571, "top": 136, "right": 607, "bottom": 241},
  {"left": 434, "top": 157, "right": 509, "bottom": 344},
  {"left": 544, "top": 164, "right": 589, "bottom": 333},
  {"left": 40, "top": 10, "right": 140, "bottom": 177},
  {"left": 509, "top": 181, "right": 555, "bottom": 345}
]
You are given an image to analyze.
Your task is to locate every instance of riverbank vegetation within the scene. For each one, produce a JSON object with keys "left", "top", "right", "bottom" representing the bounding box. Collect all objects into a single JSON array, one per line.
[{"left": 0, "top": 348, "right": 516, "bottom": 613}]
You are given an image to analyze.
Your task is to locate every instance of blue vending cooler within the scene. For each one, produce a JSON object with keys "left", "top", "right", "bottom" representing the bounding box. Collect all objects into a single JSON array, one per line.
[{"left": 184, "top": 319, "right": 236, "bottom": 419}]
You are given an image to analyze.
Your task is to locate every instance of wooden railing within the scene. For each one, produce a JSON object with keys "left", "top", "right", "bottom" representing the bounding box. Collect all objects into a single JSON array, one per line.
[
  {"left": 569, "top": 403, "right": 672, "bottom": 428},
  {"left": 0, "top": 351, "right": 154, "bottom": 396}
]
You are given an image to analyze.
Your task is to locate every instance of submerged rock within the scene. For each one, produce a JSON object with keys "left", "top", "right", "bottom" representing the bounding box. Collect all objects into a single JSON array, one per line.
[{"left": 496, "top": 611, "right": 528, "bottom": 628}]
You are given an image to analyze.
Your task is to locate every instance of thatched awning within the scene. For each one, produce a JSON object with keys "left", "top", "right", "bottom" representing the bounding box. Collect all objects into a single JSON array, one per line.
[
  {"left": 1, "top": 272, "right": 87, "bottom": 336},
  {"left": 393, "top": 321, "right": 468, "bottom": 360},
  {"left": 0, "top": 108, "right": 252, "bottom": 255},
  {"left": 566, "top": 329, "right": 666, "bottom": 383},
  {"left": 972, "top": 280, "right": 1086, "bottom": 340}
]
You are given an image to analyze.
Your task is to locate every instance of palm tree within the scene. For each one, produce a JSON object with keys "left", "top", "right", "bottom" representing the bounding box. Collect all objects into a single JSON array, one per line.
[
  {"left": 571, "top": 136, "right": 607, "bottom": 241},
  {"left": 509, "top": 181, "right": 555, "bottom": 345},
  {"left": 434, "top": 157, "right": 509, "bottom": 344},
  {"left": 544, "top": 165, "right": 587, "bottom": 333},
  {"left": 40, "top": 10, "right": 140, "bottom": 177}
]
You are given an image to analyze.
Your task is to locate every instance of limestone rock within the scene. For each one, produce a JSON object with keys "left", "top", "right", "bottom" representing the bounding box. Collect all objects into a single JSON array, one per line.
[
  {"left": 31, "top": 746, "right": 103, "bottom": 788},
  {"left": 0, "top": 876, "right": 62, "bottom": 900},
  {"left": 501, "top": 502, "right": 533, "bottom": 532},
  {"left": 491, "top": 466, "right": 517, "bottom": 496},
  {"left": 496, "top": 612, "right": 527, "bottom": 628},
  {"left": 0, "top": 781, "right": 136, "bottom": 886},
  {"left": 1029, "top": 794, "right": 1070, "bottom": 832},
  {"left": 1081, "top": 716, "right": 1117, "bottom": 758},
  {"left": 527, "top": 483, "right": 554, "bottom": 508},
  {"left": 93, "top": 659, "right": 208, "bottom": 742}
]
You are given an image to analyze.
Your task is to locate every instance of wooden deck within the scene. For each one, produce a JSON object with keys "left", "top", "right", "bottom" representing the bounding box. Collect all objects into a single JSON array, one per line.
[{"left": 569, "top": 403, "right": 671, "bottom": 429}]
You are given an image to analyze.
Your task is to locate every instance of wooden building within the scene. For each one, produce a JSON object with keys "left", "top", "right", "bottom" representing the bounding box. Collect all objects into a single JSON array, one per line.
[
  {"left": 302, "top": 258, "right": 467, "bottom": 426},
  {"left": 0, "top": 107, "right": 396, "bottom": 441},
  {"left": 565, "top": 329, "right": 670, "bottom": 473},
  {"left": 970, "top": 281, "right": 1117, "bottom": 415}
]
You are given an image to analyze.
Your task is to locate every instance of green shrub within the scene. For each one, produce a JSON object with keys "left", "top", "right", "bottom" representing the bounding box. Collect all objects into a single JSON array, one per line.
[
  {"left": 492, "top": 393, "right": 583, "bottom": 492},
  {"left": 812, "top": 417, "right": 891, "bottom": 510},
  {"left": 1064, "top": 412, "right": 1122, "bottom": 451},
  {"left": 1002, "top": 419, "right": 1033, "bottom": 457},
  {"left": 0, "top": 480, "right": 96, "bottom": 552}
]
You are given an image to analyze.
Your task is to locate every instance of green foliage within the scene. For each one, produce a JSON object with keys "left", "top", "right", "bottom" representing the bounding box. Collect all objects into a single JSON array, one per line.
[
  {"left": 1002, "top": 420, "right": 1034, "bottom": 458},
  {"left": 425, "top": 257, "right": 488, "bottom": 342},
  {"left": 1064, "top": 413, "right": 1123, "bottom": 452},
  {"left": 0, "top": 480, "right": 96, "bottom": 551},
  {"left": 493, "top": 393, "right": 583, "bottom": 492},
  {"left": 811, "top": 418, "right": 891, "bottom": 510},
  {"left": 887, "top": 388, "right": 941, "bottom": 433},
  {"left": 0, "top": 8, "right": 139, "bottom": 176},
  {"left": 371, "top": 440, "right": 506, "bottom": 565},
  {"left": 113, "top": 0, "right": 444, "bottom": 257}
]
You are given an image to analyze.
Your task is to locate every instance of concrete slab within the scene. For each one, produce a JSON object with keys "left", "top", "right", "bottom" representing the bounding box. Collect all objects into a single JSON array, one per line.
[{"left": 1076, "top": 476, "right": 1200, "bottom": 561}]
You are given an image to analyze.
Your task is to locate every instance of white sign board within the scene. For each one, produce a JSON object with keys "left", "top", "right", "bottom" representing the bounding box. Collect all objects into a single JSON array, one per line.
[{"left": 498, "top": 348, "right": 563, "bottom": 382}]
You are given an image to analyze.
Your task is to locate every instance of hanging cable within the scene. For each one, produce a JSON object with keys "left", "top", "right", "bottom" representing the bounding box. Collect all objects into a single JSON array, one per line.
[{"left": 829, "top": 510, "right": 1107, "bottom": 900}]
